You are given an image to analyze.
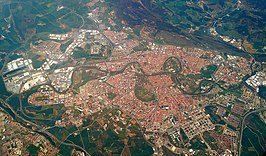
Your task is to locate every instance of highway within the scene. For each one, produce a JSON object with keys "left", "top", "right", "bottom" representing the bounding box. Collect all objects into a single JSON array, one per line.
[
  {"left": 0, "top": 98, "right": 91, "bottom": 156},
  {"left": 238, "top": 107, "right": 266, "bottom": 156}
]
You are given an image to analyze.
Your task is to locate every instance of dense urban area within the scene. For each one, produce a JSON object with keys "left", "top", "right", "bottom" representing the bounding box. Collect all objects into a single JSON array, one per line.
[{"left": 0, "top": 0, "right": 266, "bottom": 156}]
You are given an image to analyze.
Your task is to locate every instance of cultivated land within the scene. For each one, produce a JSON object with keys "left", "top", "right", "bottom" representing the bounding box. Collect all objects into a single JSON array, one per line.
[{"left": 0, "top": 0, "right": 266, "bottom": 156}]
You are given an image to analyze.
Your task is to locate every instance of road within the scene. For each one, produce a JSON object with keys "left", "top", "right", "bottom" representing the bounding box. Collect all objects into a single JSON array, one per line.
[
  {"left": 0, "top": 98, "right": 91, "bottom": 156},
  {"left": 238, "top": 107, "right": 266, "bottom": 156}
]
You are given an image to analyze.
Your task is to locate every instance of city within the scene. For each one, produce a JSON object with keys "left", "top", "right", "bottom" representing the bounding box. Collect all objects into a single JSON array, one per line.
[{"left": 0, "top": 0, "right": 265, "bottom": 156}]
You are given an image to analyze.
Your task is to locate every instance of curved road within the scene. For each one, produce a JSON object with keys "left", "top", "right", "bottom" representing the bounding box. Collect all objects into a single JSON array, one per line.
[
  {"left": 0, "top": 98, "right": 91, "bottom": 156},
  {"left": 238, "top": 108, "right": 266, "bottom": 156}
]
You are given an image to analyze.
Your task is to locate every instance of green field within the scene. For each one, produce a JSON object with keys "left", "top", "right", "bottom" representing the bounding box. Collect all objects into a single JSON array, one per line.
[
  {"left": 134, "top": 85, "right": 156, "bottom": 102},
  {"left": 201, "top": 64, "right": 218, "bottom": 78},
  {"left": 241, "top": 113, "right": 266, "bottom": 156}
]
